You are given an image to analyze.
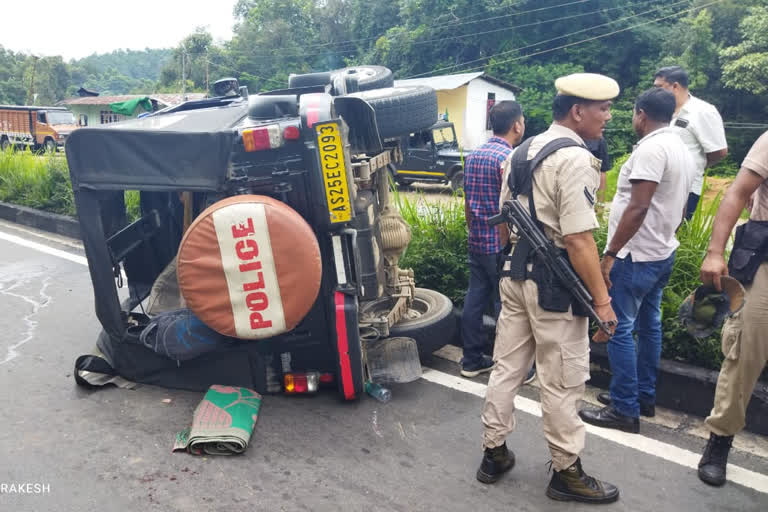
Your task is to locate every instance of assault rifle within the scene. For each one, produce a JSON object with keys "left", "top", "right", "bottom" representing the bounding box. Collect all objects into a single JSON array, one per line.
[{"left": 488, "top": 199, "right": 613, "bottom": 335}]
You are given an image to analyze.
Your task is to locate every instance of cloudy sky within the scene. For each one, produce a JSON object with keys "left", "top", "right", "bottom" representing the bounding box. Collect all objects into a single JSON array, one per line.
[{"left": 1, "top": 0, "right": 240, "bottom": 60}]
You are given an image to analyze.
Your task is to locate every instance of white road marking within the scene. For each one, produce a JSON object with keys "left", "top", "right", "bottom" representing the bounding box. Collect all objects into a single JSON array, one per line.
[
  {"left": 2, "top": 227, "right": 767, "bottom": 494},
  {"left": 422, "top": 368, "right": 768, "bottom": 495},
  {"left": 0, "top": 230, "right": 87, "bottom": 266},
  {"left": 0, "top": 219, "right": 83, "bottom": 250}
]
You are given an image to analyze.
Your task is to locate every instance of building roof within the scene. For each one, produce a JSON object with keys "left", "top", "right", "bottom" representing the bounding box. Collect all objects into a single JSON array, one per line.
[
  {"left": 60, "top": 93, "right": 207, "bottom": 108},
  {"left": 0, "top": 105, "right": 69, "bottom": 111},
  {"left": 395, "top": 72, "right": 521, "bottom": 93}
]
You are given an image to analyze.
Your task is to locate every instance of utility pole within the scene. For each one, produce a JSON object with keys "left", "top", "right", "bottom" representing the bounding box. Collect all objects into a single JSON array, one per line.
[
  {"left": 180, "top": 42, "right": 187, "bottom": 100},
  {"left": 27, "top": 55, "right": 39, "bottom": 105},
  {"left": 205, "top": 54, "right": 210, "bottom": 96}
]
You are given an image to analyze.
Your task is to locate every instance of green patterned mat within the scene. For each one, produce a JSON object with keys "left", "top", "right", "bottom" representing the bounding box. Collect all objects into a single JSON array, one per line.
[{"left": 173, "top": 385, "right": 262, "bottom": 455}]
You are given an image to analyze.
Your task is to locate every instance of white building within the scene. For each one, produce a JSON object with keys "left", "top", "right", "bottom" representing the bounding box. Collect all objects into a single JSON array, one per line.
[{"left": 395, "top": 72, "right": 520, "bottom": 149}]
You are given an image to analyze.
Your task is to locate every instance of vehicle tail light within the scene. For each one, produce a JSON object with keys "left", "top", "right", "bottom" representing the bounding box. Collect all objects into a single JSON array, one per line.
[
  {"left": 284, "top": 371, "right": 320, "bottom": 394},
  {"left": 283, "top": 125, "right": 300, "bottom": 140},
  {"left": 319, "top": 372, "right": 334, "bottom": 385},
  {"left": 243, "top": 125, "right": 282, "bottom": 152}
]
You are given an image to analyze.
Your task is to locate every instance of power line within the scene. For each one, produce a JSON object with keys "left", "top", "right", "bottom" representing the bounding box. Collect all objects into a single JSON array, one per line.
[
  {"left": 388, "top": 0, "right": 679, "bottom": 50},
  {"left": 226, "top": 0, "right": 601, "bottom": 59},
  {"left": 405, "top": 0, "right": 695, "bottom": 78}
]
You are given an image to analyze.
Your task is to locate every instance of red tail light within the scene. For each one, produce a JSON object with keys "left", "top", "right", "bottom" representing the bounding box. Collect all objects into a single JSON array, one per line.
[
  {"left": 283, "top": 125, "right": 300, "bottom": 140},
  {"left": 243, "top": 125, "right": 282, "bottom": 152},
  {"left": 284, "top": 372, "right": 320, "bottom": 394}
]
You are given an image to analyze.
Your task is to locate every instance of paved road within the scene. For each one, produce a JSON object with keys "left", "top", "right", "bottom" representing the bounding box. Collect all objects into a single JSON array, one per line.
[{"left": 1, "top": 220, "right": 767, "bottom": 512}]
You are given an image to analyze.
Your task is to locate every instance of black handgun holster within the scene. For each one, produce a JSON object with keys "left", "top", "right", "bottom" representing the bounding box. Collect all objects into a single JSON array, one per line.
[{"left": 728, "top": 220, "right": 768, "bottom": 285}]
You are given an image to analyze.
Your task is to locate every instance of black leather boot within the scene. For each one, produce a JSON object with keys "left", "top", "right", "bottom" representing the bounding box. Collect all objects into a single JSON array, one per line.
[
  {"left": 698, "top": 433, "right": 733, "bottom": 486},
  {"left": 579, "top": 405, "right": 640, "bottom": 433},
  {"left": 476, "top": 442, "right": 515, "bottom": 484},
  {"left": 597, "top": 391, "right": 655, "bottom": 417},
  {"left": 546, "top": 458, "right": 620, "bottom": 504}
]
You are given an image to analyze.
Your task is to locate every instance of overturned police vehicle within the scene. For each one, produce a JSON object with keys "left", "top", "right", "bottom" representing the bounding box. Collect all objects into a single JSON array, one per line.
[{"left": 67, "top": 66, "right": 455, "bottom": 400}]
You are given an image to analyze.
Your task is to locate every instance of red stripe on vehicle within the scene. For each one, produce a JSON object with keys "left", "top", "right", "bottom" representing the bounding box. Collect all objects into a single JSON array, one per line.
[
  {"left": 334, "top": 291, "right": 355, "bottom": 400},
  {"left": 307, "top": 108, "right": 320, "bottom": 128}
]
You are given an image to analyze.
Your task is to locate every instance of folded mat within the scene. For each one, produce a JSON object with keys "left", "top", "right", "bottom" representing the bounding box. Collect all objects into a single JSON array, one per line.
[{"left": 173, "top": 385, "right": 262, "bottom": 455}]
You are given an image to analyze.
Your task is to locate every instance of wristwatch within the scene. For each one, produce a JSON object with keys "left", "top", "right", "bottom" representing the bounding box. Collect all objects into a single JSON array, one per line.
[{"left": 604, "top": 250, "right": 618, "bottom": 258}]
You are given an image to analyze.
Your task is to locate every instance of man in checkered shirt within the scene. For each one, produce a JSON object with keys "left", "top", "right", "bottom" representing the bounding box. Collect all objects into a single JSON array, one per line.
[{"left": 461, "top": 101, "right": 525, "bottom": 377}]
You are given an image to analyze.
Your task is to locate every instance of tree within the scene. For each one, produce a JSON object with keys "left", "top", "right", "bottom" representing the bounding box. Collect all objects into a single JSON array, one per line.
[{"left": 720, "top": 6, "right": 768, "bottom": 95}]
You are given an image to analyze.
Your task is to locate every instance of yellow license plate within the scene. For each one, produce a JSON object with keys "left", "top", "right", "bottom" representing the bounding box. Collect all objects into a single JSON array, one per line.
[{"left": 316, "top": 122, "right": 351, "bottom": 223}]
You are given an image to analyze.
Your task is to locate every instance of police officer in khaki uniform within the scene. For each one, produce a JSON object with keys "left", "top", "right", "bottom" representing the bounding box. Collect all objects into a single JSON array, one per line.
[{"left": 476, "top": 73, "right": 621, "bottom": 504}]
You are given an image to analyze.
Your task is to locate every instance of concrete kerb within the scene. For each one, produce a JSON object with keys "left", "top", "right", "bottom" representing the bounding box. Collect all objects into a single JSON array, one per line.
[
  {"left": 452, "top": 308, "right": 768, "bottom": 436},
  {"left": 0, "top": 201, "right": 81, "bottom": 239}
]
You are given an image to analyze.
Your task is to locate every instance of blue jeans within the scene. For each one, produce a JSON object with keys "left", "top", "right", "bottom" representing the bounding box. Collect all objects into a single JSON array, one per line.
[
  {"left": 461, "top": 251, "right": 502, "bottom": 366},
  {"left": 685, "top": 192, "right": 700, "bottom": 220},
  {"left": 607, "top": 252, "right": 675, "bottom": 417}
]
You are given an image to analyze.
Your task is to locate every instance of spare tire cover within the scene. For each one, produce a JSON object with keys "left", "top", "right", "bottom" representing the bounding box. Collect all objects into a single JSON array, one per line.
[{"left": 177, "top": 195, "right": 322, "bottom": 340}]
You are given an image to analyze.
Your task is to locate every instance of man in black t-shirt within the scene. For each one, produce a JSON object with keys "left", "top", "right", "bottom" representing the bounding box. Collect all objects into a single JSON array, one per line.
[{"left": 586, "top": 137, "right": 611, "bottom": 203}]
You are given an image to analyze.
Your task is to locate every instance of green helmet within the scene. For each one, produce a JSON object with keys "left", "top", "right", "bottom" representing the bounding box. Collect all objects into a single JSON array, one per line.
[{"left": 678, "top": 276, "right": 746, "bottom": 338}]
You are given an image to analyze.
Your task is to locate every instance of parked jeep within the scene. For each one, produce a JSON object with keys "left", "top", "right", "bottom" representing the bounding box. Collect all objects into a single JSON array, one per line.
[
  {"left": 391, "top": 120, "right": 469, "bottom": 192},
  {"left": 67, "top": 67, "right": 455, "bottom": 401}
]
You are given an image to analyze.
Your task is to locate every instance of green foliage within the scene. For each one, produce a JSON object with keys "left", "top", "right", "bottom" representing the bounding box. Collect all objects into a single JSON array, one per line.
[
  {"left": 69, "top": 48, "right": 173, "bottom": 95},
  {"left": 393, "top": 187, "right": 469, "bottom": 307},
  {"left": 125, "top": 191, "right": 141, "bottom": 223},
  {"left": 720, "top": 6, "right": 768, "bottom": 95},
  {"left": 707, "top": 155, "right": 740, "bottom": 178},
  {"left": 603, "top": 153, "right": 630, "bottom": 204},
  {"left": 659, "top": 190, "right": 725, "bottom": 369},
  {"left": 0, "top": 149, "right": 74, "bottom": 215}
]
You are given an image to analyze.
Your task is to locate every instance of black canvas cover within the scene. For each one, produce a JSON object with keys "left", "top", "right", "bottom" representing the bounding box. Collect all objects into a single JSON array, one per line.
[{"left": 66, "top": 102, "right": 247, "bottom": 192}]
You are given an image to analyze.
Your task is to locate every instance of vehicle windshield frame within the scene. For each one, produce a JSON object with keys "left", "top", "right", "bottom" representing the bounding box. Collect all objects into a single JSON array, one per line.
[
  {"left": 432, "top": 125, "right": 457, "bottom": 146},
  {"left": 47, "top": 111, "right": 76, "bottom": 125}
]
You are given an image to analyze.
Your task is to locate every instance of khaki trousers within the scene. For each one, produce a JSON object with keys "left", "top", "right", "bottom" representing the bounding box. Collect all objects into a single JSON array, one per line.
[
  {"left": 706, "top": 263, "right": 768, "bottom": 436},
  {"left": 482, "top": 277, "right": 590, "bottom": 471}
]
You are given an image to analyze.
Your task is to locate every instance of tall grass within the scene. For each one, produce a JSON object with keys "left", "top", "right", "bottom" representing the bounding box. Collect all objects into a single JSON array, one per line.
[
  {"left": 0, "top": 148, "right": 75, "bottom": 215},
  {"left": 392, "top": 183, "right": 469, "bottom": 307}
]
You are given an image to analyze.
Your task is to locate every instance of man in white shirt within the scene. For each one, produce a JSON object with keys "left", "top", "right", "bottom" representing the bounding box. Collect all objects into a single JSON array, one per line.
[
  {"left": 653, "top": 66, "right": 728, "bottom": 219},
  {"left": 579, "top": 88, "right": 693, "bottom": 433}
]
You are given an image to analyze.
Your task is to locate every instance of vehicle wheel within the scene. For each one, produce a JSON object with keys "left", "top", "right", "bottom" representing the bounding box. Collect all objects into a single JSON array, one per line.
[
  {"left": 0, "top": 137, "right": 9, "bottom": 152},
  {"left": 349, "top": 86, "right": 438, "bottom": 139},
  {"left": 43, "top": 138, "right": 56, "bottom": 154},
  {"left": 450, "top": 170, "right": 464, "bottom": 193},
  {"left": 338, "top": 66, "right": 393, "bottom": 91},
  {"left": 288, "top": 71, "right": 333, "bottom": 89},
  {"left": 289, "top": 66, "right": 393, "bottom": 91},
  {"left": 360, "top": 288, "right": 455, "bottom": 359}
]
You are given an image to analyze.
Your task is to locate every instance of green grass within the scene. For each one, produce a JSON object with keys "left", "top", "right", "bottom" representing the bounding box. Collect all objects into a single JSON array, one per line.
[
  {"left": 0, "top": 148, "right": 75, "bottom": 215},
  {"left": 603, "top": 153, "right": 629, "bottom": 204},
  {"left": 392, "top": 183, "right": 469, "bottom": 307}
]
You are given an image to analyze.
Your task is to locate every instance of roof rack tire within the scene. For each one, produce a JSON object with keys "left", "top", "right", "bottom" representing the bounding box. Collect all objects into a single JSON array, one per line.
[
  {"left": 289, "top": 65, "right": 394, "bottom": 91},
  {"left": 337, "top": 66, "right": 393, "bottom": 90},
  {"left": 350, "top": 85, "right": 438, "bottom": 139},
  {"left": 360, "top": 288, "right": 455, "bottom": 360},
  {"left": 287, "top": 71, "right": 333, "bottom": 89}
]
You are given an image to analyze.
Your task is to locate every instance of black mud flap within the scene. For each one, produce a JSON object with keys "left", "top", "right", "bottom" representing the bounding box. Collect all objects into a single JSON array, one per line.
[{"left": 365, "top": 337, "right": 422, "bottom": 384}]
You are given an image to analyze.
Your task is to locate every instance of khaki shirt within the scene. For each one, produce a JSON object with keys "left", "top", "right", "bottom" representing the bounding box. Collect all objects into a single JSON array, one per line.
[
  {"left": 500, "top": 124, "right": 601, "bottom": 248},
  {"left": 744, "top": 130, "right": 768, "bottom": 221}
]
